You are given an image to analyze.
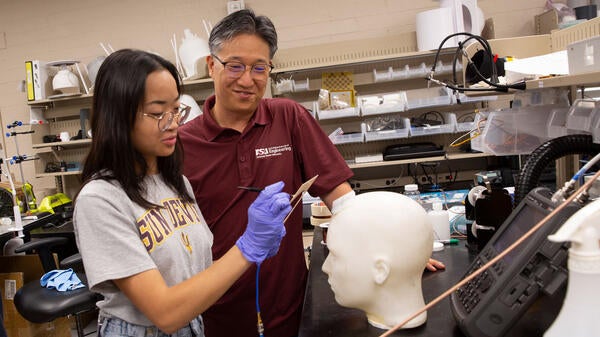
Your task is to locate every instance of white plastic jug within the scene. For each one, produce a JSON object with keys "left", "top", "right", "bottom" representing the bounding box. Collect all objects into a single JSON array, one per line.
[{"left": 178, "top": 29, "right": 210, "bottom": 78}]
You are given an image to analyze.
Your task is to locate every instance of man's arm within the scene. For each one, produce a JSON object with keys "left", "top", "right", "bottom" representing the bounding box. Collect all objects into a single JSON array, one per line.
[{"left": 320, "top": 182, "right": 354, "bottom": 210}]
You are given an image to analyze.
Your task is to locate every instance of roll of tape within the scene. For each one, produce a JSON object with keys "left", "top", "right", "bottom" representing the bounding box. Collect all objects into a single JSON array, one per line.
[
  {"left": 311, "top": 202, "right": 332, "bottom": 217},
  {"left": 310, "top": 216, "right": 331, "bottom": 227}
]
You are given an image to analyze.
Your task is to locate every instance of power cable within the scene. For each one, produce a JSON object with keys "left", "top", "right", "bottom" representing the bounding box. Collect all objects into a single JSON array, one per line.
[{"left": 429, "top": 32, "right": 526, "bottom": 93}]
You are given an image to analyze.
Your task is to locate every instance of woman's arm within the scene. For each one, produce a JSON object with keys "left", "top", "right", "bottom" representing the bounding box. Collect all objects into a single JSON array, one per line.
[
  {"left": 112, "top": 181, "right": 291, "bottom": 334},
  {"left": 114, "top": 245, "right": 250, "bottom": 334}
]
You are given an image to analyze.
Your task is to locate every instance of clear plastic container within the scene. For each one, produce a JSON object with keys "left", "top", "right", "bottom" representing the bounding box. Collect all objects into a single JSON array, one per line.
[
  {"left": 364, "top": 118, "right": 410, "bottom": 142},
  {"left": 405, "top": 87, "right": 452, "bottom": 110},
  {"left": 566, "top": 99, "right": 600, "bottom": 132},
  {"left": 409, "top": 112, "right": 456, "bottom": 137},
  {"left": 403, "top": 184, "right": 422, "bottom": 204},
  {"left": 359, "top": 92, "right": 407, "bottom": 116},
  {"left": 470, "top": 106, "right": 553, "bottom": 156}
]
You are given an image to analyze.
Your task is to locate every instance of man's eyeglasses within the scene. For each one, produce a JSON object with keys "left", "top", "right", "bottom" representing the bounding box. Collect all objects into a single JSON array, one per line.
[
  {"left": 211, "top": 54, "right": 274, "bottom": 80},
  {"left": 143, "top": 103, "right": 191, "bottom": 132}
]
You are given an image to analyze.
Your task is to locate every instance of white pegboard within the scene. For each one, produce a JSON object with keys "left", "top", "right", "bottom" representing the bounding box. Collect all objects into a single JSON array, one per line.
[
  {"left": 35, "top": 147, "right": 89, "bottom": 176},
  {"left": 48, "top": 119, "right": 89, "bottom": 139},
  {"left": 272, "top": 32, "right": 419, "bottom": 72},
  {"left": 552, "top": 16, "right": 600, "bottom": 51},
  {"left": 57, "top": 147, "right": 89, "bottom": 164}
]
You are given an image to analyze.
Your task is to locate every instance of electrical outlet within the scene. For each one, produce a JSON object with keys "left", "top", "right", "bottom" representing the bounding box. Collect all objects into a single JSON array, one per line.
[
  {"left": 419, "top": 174, "right": 454, "bottom": 185},
  {"left": 227, "top": 0, "right": 245, "bottom": 14}
]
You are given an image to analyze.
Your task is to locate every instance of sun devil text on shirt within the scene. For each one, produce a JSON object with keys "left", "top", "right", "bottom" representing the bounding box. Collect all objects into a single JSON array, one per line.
[{"left": 255, "top": 144, "right": 292, "bottom": 159}]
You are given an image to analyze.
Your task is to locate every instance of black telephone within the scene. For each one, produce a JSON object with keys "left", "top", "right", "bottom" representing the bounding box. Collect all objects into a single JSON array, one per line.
[{"left": 450, "top": 187, "right": 583, "bottom": 337}]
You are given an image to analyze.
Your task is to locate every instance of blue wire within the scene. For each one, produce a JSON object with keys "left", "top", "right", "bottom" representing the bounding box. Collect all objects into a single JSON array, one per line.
[
  {"left": 572, "top": 166, "right": 588, "bottom": 181},
  {"left": 255, "top": 263, "right": 260, "bottom": 313},
  {"left": 256, "top": 263, "right": 264, "bottom": 337}
]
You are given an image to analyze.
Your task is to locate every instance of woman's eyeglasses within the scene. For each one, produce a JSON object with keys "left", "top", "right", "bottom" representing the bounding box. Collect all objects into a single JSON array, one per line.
[
  {"left": 211, "top": 54, "right": 273, "bottom": 80},
  {"left": 143, "top": 103, "right": 191, "bottom": 132}
]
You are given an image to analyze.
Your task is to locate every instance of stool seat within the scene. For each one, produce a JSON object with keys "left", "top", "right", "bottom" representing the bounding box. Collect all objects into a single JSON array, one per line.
[
  {"left": 12, "top": 236, "right": 100, "bottom": 337},
  {"left": 14, "top": 273, "right": 100, "bottom": 323}
]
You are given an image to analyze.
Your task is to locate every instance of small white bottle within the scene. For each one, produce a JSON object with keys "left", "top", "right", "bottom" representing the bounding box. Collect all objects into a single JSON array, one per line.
[
  {"left": 428, "top": 202, "right": 450, "bottom": 242},
  {"left": 403, "top": 184, "right": 422, "bottom": 204}
]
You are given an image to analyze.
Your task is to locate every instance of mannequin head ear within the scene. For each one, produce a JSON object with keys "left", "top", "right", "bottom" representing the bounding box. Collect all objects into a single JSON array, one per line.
[{"left": 373, "top": 257, "right": 390, "bottom": 285}]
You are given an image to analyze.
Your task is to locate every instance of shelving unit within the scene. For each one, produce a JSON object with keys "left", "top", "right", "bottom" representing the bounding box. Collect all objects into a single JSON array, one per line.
[
  {"left": 26, "top": 18, "right": 600, "bottom": 196},
  {"left": 526, "top": 71, "right": 600, "bottom": 89},
  {"left": 181, "top": 78, "right": 214, "bottom": 102},
  {"left": 26, "top": 77, "right": 214, "bottom": 198},
  {"left": 269, "top": 33, "right": 494, "bottom": 189},
  {"left": 464, "top": 17, "right": 600, "bottom": 188},
  {"left": 348, "top": 152, "right": 491, "bottom": 170},
  {"left": 32, "top": 139, "right": 92, "bottom": 150}
]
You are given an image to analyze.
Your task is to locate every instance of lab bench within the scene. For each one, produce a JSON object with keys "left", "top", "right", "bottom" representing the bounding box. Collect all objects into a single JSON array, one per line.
[
  {"left": 299, "top": 227, "right": 565, "bottom": 337},
  {"left": 0, "top": 211, "right": 74, "bottom": 257}
]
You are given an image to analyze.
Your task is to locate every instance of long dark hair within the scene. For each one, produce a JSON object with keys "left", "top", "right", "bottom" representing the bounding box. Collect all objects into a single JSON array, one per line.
[{"left": 80, "top": 49, "right": 193, "bottom": 208}]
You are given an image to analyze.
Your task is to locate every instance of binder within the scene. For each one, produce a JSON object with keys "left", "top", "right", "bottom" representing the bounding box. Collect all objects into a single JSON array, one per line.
[
  {"left": 24, "top": 60, "right": 48, "bottom": 101},
  {"left": 25, "top": 61, "right": 34, "bottom": 101}
]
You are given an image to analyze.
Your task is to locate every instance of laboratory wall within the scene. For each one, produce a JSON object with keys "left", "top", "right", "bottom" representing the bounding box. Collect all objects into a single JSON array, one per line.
[{"left": 0, "top": 0, "right": 559, "bottom": 193}]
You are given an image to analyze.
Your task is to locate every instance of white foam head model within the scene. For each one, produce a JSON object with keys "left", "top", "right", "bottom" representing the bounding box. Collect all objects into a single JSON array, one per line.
[{"left": 322, "top": 191, "right": 433, "bottom": 329}]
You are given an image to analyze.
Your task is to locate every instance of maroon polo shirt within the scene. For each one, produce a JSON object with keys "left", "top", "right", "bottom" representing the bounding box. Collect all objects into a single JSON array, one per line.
[{"left": 179, "top": 95, "right": 353, "bottom": 337}]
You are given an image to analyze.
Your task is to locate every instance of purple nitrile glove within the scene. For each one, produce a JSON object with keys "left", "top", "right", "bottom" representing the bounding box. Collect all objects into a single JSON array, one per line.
[{"left": 236, "top": 181, "right": 291, "bottom": 264}]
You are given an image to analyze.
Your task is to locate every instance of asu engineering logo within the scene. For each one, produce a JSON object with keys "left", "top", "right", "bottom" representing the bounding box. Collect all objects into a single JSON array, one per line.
[{"left": 255, "top": 144, "right": 292, "bottom": 159}]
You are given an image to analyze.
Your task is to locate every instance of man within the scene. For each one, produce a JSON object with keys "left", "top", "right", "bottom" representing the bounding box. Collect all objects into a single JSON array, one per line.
[
  {"left": 179, "top": 9, "right": 353, "bottom": 337},
  {"left": 180, "top": 9, "right": 445, "bottom": 337}
]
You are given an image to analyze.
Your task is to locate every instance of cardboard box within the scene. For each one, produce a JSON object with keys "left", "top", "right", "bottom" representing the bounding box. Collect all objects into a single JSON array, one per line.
[
  {"left": 0, "top": 256, "right": 48, "bottom": 283},
  {"left": 0, "top": 256, "right": 71, "bottom": 337}
]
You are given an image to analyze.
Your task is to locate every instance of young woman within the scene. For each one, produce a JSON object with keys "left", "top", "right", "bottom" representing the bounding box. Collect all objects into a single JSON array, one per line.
[{"left": 73, "top": 49, "right": 290, "bottom": 337}]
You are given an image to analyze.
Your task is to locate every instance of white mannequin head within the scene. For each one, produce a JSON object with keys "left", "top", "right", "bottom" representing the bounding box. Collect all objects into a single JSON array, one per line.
[{"left": 322, "top": 191, "right": 433, "bottom": 329}]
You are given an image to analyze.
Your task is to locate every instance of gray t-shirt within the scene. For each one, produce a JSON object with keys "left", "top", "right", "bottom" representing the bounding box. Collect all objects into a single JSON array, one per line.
[{"left": 73, "top": 174, "right": 213, "bottom": 326}]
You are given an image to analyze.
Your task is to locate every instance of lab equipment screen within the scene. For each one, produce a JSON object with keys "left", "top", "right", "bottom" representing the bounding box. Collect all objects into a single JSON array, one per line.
[{"left": 492, "top": 204, "right": 546, "bottom": 264}]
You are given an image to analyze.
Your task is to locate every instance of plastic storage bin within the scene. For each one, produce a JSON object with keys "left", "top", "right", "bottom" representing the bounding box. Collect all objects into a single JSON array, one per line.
[
  {"left": 470, "top": 106, "right": 553, "bottom": 155},
  {"left": 328, "top": 124, "right": 365, "bottom": 145},
  {"left": 317, "top": 106, "right": 360, "bottom": 120},
  {"left": 566, "top": 99, "right": 600, "bottom": 133},
  {"left": 405, "top": 87, "right": 452, "bottom": 110},
  {"left": 409, "top": 112, "right": 456, "bottom": 137},
  {"left": 547, "top": 107, "right": 571, "bottom": 138},
  {"left": 454, "top": 112, "right": 477, "bottom": 132},
  {"left": 364, "top": 118, "right": 410, "bottom": 142},
  {"left": 359, "top": 92, "right": 407, "bottom": 116}
]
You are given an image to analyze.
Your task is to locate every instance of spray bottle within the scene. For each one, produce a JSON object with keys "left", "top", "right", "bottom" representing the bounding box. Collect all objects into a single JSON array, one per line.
[{"left": 544, "top": 198, "right": 600, "bottom": 337}]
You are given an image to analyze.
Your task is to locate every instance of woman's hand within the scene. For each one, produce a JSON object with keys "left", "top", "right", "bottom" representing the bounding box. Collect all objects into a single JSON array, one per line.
[
  {"left": 426, "top": 258, "right": 446, "bottom": 272},
  {"left": 236, "top": 181, "right": 291, "bottom": 264}
]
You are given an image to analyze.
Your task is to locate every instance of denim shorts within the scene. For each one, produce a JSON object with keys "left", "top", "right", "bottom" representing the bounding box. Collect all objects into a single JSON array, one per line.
[{"left": 97, "top": 314, "right": 204, "bottom": 337}]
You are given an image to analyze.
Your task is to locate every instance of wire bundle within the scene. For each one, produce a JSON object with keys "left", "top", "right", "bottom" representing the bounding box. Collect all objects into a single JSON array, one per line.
[{"left": 429, "top": 32, "right": 526, "bottom": 93}]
